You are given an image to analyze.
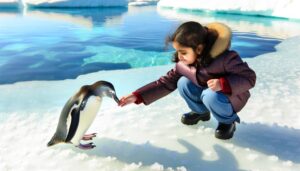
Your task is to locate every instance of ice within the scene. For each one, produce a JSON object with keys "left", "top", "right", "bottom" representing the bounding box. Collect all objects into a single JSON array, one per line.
[{"left": 158, "top": 0, "right": 300, "bottom": 20}]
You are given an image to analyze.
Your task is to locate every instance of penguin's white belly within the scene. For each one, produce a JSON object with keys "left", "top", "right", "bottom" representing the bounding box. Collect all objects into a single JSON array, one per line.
[{"left": 70, "top": 96, "right": 102, "bottom": 146}]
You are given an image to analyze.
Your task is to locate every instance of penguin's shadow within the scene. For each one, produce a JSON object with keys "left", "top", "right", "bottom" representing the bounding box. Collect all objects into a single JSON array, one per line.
[{"left": 82, "top": 138, "right": 239, "bottom": 171}]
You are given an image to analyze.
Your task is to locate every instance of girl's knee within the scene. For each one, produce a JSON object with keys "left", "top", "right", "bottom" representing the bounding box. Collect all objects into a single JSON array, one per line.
[
  {"left": 177, "top": 77, "right": 193, "bottom": 92},
  {"left": 202, "top": 89, "right": 234, "bottom": 115},
  {"left": 202, "top": 89, "right": 219, "bottom": 104},
  {"left": 177, "top": 77, "right": 189, "bottom": 88},
  {"left": 202, "top": 89, "right": 230, "bottom": 104},
  {"left": 178, "top": 77, "right": 202, "bottom": 99}
]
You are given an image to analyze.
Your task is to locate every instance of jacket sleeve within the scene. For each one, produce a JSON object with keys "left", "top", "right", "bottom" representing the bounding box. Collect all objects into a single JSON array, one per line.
[
  {"left": 224, "top": 52, "right": 256, "bottom": 96},
  {"left": 175, "top": 62, "right": 199, "bottom": 86},
  {"left": 135, "top": 67, "right": 182, "bottom": 105}
]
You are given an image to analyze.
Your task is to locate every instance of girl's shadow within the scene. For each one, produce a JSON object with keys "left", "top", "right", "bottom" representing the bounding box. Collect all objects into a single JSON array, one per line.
[
  {"left": 83, "top": 138, "right": 239, "bottom": 171},
  {"left": 200, "top": 120, "right": 300, "bottom": 163},
  {"left": 233, "top": 122, "right": 300, "bottom": 163}
]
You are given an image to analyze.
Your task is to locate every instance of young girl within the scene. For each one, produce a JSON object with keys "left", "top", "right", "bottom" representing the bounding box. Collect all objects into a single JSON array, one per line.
[{"left": 119, "top": 21, "right": 256, "bottom": 140}]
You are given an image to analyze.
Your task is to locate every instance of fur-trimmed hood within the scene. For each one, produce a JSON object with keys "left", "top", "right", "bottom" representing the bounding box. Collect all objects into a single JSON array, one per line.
[{"left": 206, "top": 22, "right": 232, "bottom": 58}]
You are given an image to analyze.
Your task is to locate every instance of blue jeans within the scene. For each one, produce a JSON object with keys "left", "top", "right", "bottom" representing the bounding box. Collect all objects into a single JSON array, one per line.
[{"left": 177, "top": 77, "right": 240, "bottom": 124}]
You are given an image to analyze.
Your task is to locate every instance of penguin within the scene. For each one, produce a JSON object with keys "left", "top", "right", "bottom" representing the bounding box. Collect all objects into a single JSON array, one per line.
[{"left": 47, "top": 80, "right": 120, "bottom": 150}]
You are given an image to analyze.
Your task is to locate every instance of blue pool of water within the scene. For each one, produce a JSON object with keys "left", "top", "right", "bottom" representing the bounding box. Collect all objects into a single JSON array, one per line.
[{"left": 0, "top": 6, "right": 284, "bottom": 84}]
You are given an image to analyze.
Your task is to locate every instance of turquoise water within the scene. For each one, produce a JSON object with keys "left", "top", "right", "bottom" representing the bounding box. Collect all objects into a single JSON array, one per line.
[{"left": 0, "top": 6, "right": 284, "bottom": 84}]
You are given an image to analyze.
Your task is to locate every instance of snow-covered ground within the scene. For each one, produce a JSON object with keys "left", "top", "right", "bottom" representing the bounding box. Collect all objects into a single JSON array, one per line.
[
  {"left": 0, "top": 35, "right": 300, "bottom": 170},
  {"left": 158, "top": 0, "right": 300, "bottom": 20}
]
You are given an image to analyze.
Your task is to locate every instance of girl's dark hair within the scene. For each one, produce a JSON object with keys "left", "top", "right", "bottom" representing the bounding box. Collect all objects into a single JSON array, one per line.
[{"left": 166, "top": 21, "right": 218, "bottom": 67}]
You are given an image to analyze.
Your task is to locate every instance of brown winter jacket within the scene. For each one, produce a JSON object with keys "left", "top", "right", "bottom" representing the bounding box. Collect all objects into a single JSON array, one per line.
[{"left": 134, "top": 23, "right": 256, "bottom": 113}]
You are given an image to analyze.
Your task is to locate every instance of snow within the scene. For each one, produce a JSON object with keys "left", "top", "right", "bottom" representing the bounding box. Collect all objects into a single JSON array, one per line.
[
  {"left": 0, "top": 35, "right": 300, "bottom": 170},
  {"left": 158, "top": 0, "right": 300, "bottom": 20}
]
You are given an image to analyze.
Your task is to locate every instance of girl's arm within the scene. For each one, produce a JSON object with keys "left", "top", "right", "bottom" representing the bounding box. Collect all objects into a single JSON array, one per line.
[{"left": 134, "top": 68, "right": 182, "bottom": 105}]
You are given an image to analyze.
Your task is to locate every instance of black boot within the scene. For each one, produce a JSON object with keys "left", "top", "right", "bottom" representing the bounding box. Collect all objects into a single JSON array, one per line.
[
  {"left": 181, "top": 111, "right": 210, "bottom": 125},
  {"left": 215, "top": 122, "right": 236, "bottom": 140}
]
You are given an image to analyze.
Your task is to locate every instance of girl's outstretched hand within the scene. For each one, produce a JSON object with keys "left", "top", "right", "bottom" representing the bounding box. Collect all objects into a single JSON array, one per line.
[
  {"left": 207, "top": 79, "right": 222, "bottom": 91},
  {"left": 118, "top": 94, "right": 137, "bottom": 107}
]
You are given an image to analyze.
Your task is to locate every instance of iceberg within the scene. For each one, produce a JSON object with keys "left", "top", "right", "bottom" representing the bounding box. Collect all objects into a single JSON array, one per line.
[
  {"left": 128, "top": 0, "right": 158, "bottom": 6},
  {"left": 157, "top": 8, "right": 300, "bottom": 39},
  {"left": 158, "top": 0, "right": 300, "bottom": 20}
]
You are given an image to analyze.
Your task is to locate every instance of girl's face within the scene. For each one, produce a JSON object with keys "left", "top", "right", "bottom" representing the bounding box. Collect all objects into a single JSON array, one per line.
[{"left": 172, "top": 41, "right": 203, "bottom": 65}]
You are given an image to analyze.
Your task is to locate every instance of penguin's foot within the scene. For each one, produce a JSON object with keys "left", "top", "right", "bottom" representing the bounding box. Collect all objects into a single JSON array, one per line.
[
  {"left": 77, "top": 142, "right": 96, "bottom": 150},
  {"left": 82, "top": 133, "right": 97, "bottom": 141}
]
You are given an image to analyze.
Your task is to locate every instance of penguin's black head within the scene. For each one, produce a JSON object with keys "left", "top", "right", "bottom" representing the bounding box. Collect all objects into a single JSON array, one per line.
[{"left": 92, "top": 81, "right": 120, "bottom": 104}]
